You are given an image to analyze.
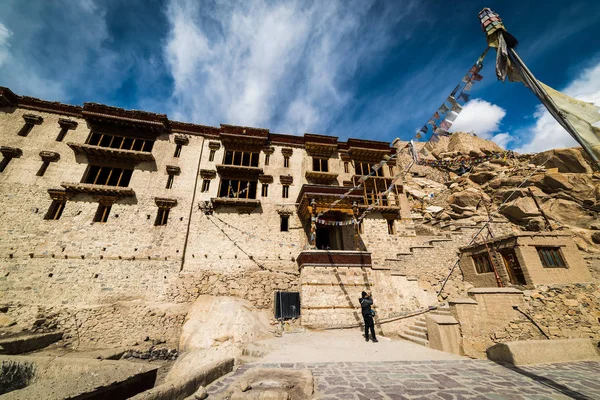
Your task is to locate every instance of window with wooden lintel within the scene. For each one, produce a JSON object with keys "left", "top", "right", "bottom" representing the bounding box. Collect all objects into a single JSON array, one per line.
[
  {"left": 93, "top": 204, "right": 111, "bottom": 223},
  {"left": 45, "top": 200, "right": 65, "bottom": 220},
  {"left": 472, "top": 253, "right": 493, "bottom": 273},
  {"left": 536, "top": 247, "right": 567, "bottom": 268},
  {"left": 282, "top": 185, "right": 289, "bottom": 199},
  {"left": 208, "top": 149, "right": 216, "bottom": 161},
  {"left": 344, "top": 161, "right": 349, "bottom": 173},
  {"left": 284, "top": 156, "right": 290, "bottom": 168},
  {"left": 312, "top": 158, "right": 329, "bottom": 172},
  {"left": 56, "top": 119, "right": 77, "bottom": 142},
  {"left": 174, "top": 144, "right": 182, "bottom": 158},
  {"left": 355, "top": 162, "right": 384, "bottom": 177},
  {"left": 386, "top": 219, "right": 395, "bottom": 235},
  {"left": 85, "top": 132, "right": 154, "bottom": 152},
  {"left": 166, "top": 174, "right": 175, "bottom": 189},
  {"left": 0, "top": 147, "right": 22, "bottom": 173},
  {"left": 18, "top": 114, "right": 43, "bottom": 137},
  {"left": 280, "top": 215, "right": 289, "bottom": 232},
  {"left": 201, "top": 179, "right": 211, "bottom": 193},
  {"left": 261, "top": 183, "right": 269, "bottom": 197},
  {"left": 155, "top": 208, "right": 170, "bottom": 226},
  {"left": 218, "top": 179, "right": 258, "bottom": 199},
  {"left": 223, "top": 150, "right": 259, "bottom": 167},
  {"left": 82, "top": 165, "right": 133, "bottom": 187},
  {"left": 265, "top": 154, "right": 270, "bottom": 166}
]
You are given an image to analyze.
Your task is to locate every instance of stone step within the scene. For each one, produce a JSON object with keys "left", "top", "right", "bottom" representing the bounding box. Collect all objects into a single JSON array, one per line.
[
  {"left": 0, "top": 332, "right": 63, "bottom": 355},
  {"left": 407, "top": 325, "right": 428, "bottom": 335},
  {"left": 414, "top": 321, "right": 427, "bottom": 328},
  {"left": 238, "top": 355, "right": 260, "bottom": 365},
  {"left": 409, "top": 246, "right": 435, "bottom": 252},
  {"left": 242, "top": 343, "right": 271, "bottom": 358},
  {"left": 400, "top": 332, "right": 429, "bottom": 347}
]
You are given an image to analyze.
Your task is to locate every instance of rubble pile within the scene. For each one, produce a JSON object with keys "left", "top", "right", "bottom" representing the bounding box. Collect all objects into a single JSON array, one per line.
[{"left": 401, "top": 132, "right": 600, "bottom": 253}]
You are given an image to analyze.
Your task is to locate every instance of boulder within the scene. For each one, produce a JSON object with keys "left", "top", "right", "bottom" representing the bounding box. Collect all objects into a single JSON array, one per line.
[
  {"left": 500, "top": 197, "right": 541, "bottom": 223},
  {"left": 448, "top": 188, "right": 490, "bottom": 208},
  {"left": 592, "top": 232, "right": 600, "bottom": 244},
  {"left": 537, "top": 173, "right": 574, "bottom": 193},
  {"left": 530, "top": 148, "right": 592, "bottom": 173},
  {"left": 179, "top": 295, "right": 271, "bottom": 353},
  {"left": 468, "top": 171, "right": 497, "bottom": 185},
  {"left": 446, "top": 132, "right": 505, "bottom": 155},
  {"left": 0, "top": 314, "right": 16, "bottom": 328},
  {"left": 541, "top": 199, "right": 593, "bottom": 229}
]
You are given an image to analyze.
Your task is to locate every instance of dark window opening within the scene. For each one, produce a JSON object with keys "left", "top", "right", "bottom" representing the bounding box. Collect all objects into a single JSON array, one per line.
[
  {"left": 36, "top": 161, "right": 50, "bottom": 177},
  {"left": 473, "top": 253, "right": 493, "bottom": 274},
  {"left": 355, "top": 162, "right": 383, "bottom": 177},
  {"left": 265, "top": 154, "right": 270, "bottom": 166},
  {"left": 45, "top": 200, "right": 65, "bottom": 220},
  {"left": 312, "top": 158, "right": 329, "bottom": 172},
  {"left": 85, "top": 132, "right": 154, "bottom": 152},
  {"left": 223, "top": 150, "right": 259, "bottom": 167},
  {"left": 261, "top": 183, "right": 269, "bottom": 197},
  {"left": 82, "top": 165, "right": 134, "bottom": 187},
  {"left": 56, "top": 128, "right": 68, "bottom": 142},
  {"left": 284, "top": 156, "right": 290, "bottom": 168},
  {"left": 0, "top": 156, "right": 13, "bottom": 173},
  {"left": 274, "top": 291, "right": 300, "bottom": 319},
  {"left": 537, "top": 247, "right": 567, "bottom": 268},
  {"left": 358, "top": 220, "right": 364, "bottom": 234},
  {"left": 280, "top": 215, "right": 289, "bottom": 232},
  {"left": 155, "top": 208, "right": 170, "bottom": 226},
  {"left": 389, "top": 165, "right": 394, "bottom": 176},
  {"left": 386, "top": 219, "right": 395, "bottom": 235},
  {"left": 166, "top": 174, "right": 174, "bottom": 189},
  {"left": 209, "top": 149, "right": 215, "bottom": 161},
  {"left": 174, "top": 144, "right": 182, "bottom": 158},
  {"left": 218, "top": 179, "right": 258, "bottom": 199},
  {"left": 282, "top": 185, "right": 289, "bottom": 199},
  {"left": 344, "top": 161, "right": 349, "bottom": 173},
  {"left": 201, "top": 179, "right": 210, "bottom": 192},
  {"left": 18, "top": 123, "right": 34, "bottom": 137},
  {"left": 93, "top": 204, "right": 111, "bottom": 223}
]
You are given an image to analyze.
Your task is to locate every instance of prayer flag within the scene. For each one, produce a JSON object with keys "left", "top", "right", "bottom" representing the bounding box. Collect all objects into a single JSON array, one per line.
[
  {"left": 431, "top": 134, "right": 440, "bottom": 143},
  {"left": 432, "top": 111, "right": 440, "bottom": 120},
  {"left": 445, "top": 112, "right": 458, "bottom": 122},
  {"left": 462, "top": 74, "right": 471, "bottom": 83},
  {"left": 450, "top": 84, "right": 461, "bottom": 97},
  {"left": 464, "top": 81, "right": 474, "bottom": 91},
  {"left": 415, "top": 132, "right": 422, "bottom": 139},
  {"left": 439, "top": 104, "right": 449, "bottom": 114},
  {"left": 452, "top": 103, "right": 463, "bottom": 114},
  {"left": 446, "top": 96, "right": 457, "bottom": 106},
  {"left": 469, "top": 65, "right": 481, "bottom": 75},
  {"left": 420, "top": 125, "right": 428, "bottom": 133},
  {"left": 440, "top": 120, "right": 452, "bottom": 130},
  {"left": 458, "top": 92, "right": 470, "bottom": 102},
  {"left": 472, "top": 73, "right": 483, "bottom": 81}
]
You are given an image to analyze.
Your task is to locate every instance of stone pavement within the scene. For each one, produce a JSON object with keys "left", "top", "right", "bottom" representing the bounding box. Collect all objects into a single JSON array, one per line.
[{"left": 207, "top": 360, "right": 600, "bottom": 399}]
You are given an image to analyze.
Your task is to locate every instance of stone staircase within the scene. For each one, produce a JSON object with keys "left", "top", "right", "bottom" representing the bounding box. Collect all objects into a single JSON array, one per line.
[
  {"left": 399, "top": 305, "right": 453, "bottom": 348},
  {"left": 238, "top": 342, "right": 272, "bottom": 365}
]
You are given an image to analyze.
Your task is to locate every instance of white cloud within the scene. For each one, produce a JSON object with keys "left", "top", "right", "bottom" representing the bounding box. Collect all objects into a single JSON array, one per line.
[
  {"left": 491, "top": 132, "right": 512, "bottom": 149},
  {"left": 449, "top": 99, "right": 506, "bottom": 138},
  {"left": 0, "top": 23, "right": 11, "bottom": 67},
  {"left": 515, "top": 60, "right": 600, "bottom": 153},
  {"left": 163, "top": 0, "right": 415, "bottom": 133}
]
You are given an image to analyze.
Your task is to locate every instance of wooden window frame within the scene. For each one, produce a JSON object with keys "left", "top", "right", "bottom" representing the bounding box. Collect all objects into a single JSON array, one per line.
[
  {"left": 282, "top": 185, "right": 289, "bottom": 199},
  {"left": 201, "top": 179, "right": 211, "bottom": 193},
  {"left": 155, "top": 208, "right": 170, "bottom": 226},
  {"left": 93, "top": 204, "right": 111, "bottom": 223},
  {"left": 82, "top": 165, "right": 134, "bottom": 187},
  {"left": 166, "top": 174, "right": 175, "bottom": 189},
  {"left": 284, "top": 156, "right": 290, "bottom": 168},
  {"left": 45, "top": 200, "right": 65, "bottom": 220},
  {"left": 312, "top": 157, "right": 329, "bottom": 172},
  {"left": 223, "top": 150, "right": 260, "bottom": 167},
  {"left": 85, "top": 132, "right": 154, "bottom": 152},
  {"left": 536, "top": 247, "right": 567, "bottom": 268},
  {"left": 344, "top": 161, "right": 349, "bottom": 174},
  {"left": 472, "top": 253, "right": 494, "bottom": 274},
  {"left": 355, "top": 162, "right": 383, "bottom": 177},
  {"left": 218, "top": 179, "right": 258, "bottom": 199},
  {"left": 261, "top": 183, "right": 269, "bottom": 197},
  {"left": 174, "top": 144, "right": 182, "bottom": 158},
  {"left": 386, "top": 219, "right": 395, "bottom": 235},
  {"left": 208, "top": 149, "right": 215, "bottom": 162},
  {"left": 265, "top": 154, "right": 270, "bottom": 166}
]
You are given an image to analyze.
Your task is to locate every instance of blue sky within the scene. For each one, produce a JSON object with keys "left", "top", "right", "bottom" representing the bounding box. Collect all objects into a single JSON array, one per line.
[{"left": 1, "top": 0, "right": 599, "bottom": 153}]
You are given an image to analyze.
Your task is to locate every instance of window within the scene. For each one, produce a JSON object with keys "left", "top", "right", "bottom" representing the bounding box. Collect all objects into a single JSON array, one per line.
[
  {"left": 201, "top": 179, "right": 211, "bottom": 193},
  {"left": 93, "top": 205, "right": 111, "bottom": 223},
  {"left": 389, "top": 165, "right": 394, "bottom": 176},
  {"left": 344, "top": 162, "right": 349, "bottom": 173},
  {"left": 82, "top": 165, "right": 134, "bottom": 187},
  {"left": 36, "top": 161, "right": 50, "bottom": 177},
  {"left": 386, "top": 219, "right": 395, "bottom": 235},
  {"left": 155, "top": 208, "right": 170, "bottom": 226},
  {"left": 282, "top": 185, "right": 289, "bottom": 199},
  {"left": 166, "top": 174, "right": 175, "bottom": 189},
  {"left": 45, "top": 200, "right": 65, "bottom": 220},
  {"left": 218, "top": 179, "right": 258, "bottom": 199},
  {"left": 174, "top": 144, "right": 182, "bottom": 158},
  {"left": 472, "top": 254, "right": 493, "bottom": 274},
  {"left": 265, "top": 154, "right": 270, "bottom": 166},
  {"left": 280, "top": 215, "right": 289, "bottom": 232},
  {"left": 358, "top": 220, "right": 364, "bottom": 234},
  {"left": 85, "top": 132, "right": 154, "bottom": 152},
  {"left": 355, "top": 162, "right": 383, "bottom": 177},
  {"left": 56, "top": 128, "right": 68, "bottom": 142},
  {"left": 284, "top": 156, "right": 290, "bottom": 168},
  {"left": 223, "top": 150, "right": 259, "bottom": 167},
  {"left": 537, "top": 247, "right": 567, "bottom": 268},
  {"left": 261, "top": 183, "right": 269, "bottom": 197},
  {"left": 208, "top": 149, "right": 215, "bottom": 161},
  {"left": 312, "top": 158, "right": 329, "bottom": 172},
  {"left": 0, "top": 156, "right": 13, "bottom": 173}
]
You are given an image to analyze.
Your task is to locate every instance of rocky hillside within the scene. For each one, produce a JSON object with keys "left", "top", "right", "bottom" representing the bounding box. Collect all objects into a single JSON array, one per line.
[{"left": 398, "top": 132, "right": 600, "bottom": 253}]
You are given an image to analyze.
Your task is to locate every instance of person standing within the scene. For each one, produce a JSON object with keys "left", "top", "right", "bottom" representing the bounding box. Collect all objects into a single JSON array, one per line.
[{"left": 359, "top": 291, "right": 378, "bottom": 342}]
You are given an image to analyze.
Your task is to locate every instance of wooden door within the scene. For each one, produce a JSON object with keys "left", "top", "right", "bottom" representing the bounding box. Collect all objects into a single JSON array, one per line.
[{"left": 500, "top": 249, "right": 527, "bottom": 285}]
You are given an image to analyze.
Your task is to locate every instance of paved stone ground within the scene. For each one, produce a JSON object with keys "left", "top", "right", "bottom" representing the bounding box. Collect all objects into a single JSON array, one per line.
[{"left": 207, "top": 360, "right": 600, "bottom": 399}]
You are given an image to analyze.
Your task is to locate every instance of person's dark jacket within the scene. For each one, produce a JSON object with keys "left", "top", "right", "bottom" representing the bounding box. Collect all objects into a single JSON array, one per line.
[{"left": 359, "top": 296, "right": 373, "bottom": 317}]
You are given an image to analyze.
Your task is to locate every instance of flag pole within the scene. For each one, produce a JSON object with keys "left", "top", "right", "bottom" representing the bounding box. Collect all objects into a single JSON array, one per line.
[{"left": 508, "top": 47, "right": 600, "bottom": 168}]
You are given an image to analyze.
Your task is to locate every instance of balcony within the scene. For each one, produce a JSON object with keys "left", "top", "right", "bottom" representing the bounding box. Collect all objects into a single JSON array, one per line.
[
  {"left": 67, "top": 143, "right": 155, "bottom": 163},
  {"left": 305, "top": 171, "right": 339, "bottom": 184},
  {"left": 297, "top": 250, "right": 372, "bottom": 268},
  {"left": 211, "top": 197, "right": 261, "bottom": 213},
  {"left": 61, "top": 182, "right": 135, "bottom": 197},
  {"left": 296, "top": 184, "right": 363, "bottom": 220},
  {"left": 215, "top": 164, "right": 263, "bottom": 178}
]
